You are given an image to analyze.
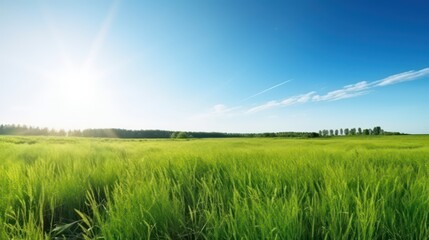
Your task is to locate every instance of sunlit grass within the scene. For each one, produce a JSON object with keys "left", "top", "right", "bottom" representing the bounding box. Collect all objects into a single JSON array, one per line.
[{"left": 1, "top": 135, "right": 429, "bottom": 239}]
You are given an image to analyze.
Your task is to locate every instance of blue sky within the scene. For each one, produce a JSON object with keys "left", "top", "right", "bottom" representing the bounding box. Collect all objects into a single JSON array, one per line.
[{"left": 1, "top": 0, "right": 428, "bottom": 133}]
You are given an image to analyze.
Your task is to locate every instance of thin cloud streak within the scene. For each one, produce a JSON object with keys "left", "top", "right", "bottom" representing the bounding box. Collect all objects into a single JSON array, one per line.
[
  {"left": 241, "top": 79, "right": 292, "bottom": 102},
  {"left": 247, "top": 91, "right": 316, "bottom": 113},
  {"left": 375, "top": 67, "right": 429, "bottom": 86},
  {"left": 191, "top": 104, "right": 242, "bottom": 120},
  {"left": 312, "top": 81, "right": 371, "bottom": 102},
  {"left": 196, "top": 67, "right": 429, "bottom": 118},
  {"left": 246, "top": 101, "right": 279, "bottom": 113},
  {"left": 248, "top": 67, "right": 429, "bottom": 113}
]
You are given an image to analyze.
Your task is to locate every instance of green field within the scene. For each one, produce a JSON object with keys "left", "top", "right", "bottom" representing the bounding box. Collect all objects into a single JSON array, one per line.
[{"left": 1, "top": 135, "right": 429, "bottom": 239}]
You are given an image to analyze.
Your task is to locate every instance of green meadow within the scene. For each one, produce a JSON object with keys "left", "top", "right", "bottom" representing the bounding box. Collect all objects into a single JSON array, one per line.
[{"left": 1, "top": 135, "right": 429, "bottom": 239}]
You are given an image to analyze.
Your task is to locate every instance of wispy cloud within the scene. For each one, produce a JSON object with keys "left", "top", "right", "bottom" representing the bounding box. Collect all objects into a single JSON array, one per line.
[
  {"left": 196, "top": 67, "right": 429, "bottom": 118},
  {"left": 247, "top": 91, "right": 316, "bottom": 113},
  {"left": 374, "top": 67, "right": 429, "bottom": 86},
  {"left": 283, "top": 91, "right": 316, "bottom": 105},
  {"left": 247, "top": 67, "right": 429, "bottom": 113},
  {"left": 312, "top": 81, "right": 371, "bottom": 102},
  {"left": 241, "top": 79, "right": 292, "bottom": 102},
  {"left": 246, "top": 101, "right": 280, "bottom": 113},
  {"left": 191, "top": 104, "right": 241, "bottom": 120},
  {"left": 212, "top": 104, "right": 238, "bottom": 115}
]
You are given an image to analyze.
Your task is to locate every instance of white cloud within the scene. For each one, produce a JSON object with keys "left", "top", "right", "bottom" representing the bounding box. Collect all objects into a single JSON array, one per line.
[
  {"left": 289, "top": 91, "right": 317, "bottom": 104},
  {"left": 281, "top": 91, "right": 316, "bottom": 106},
  {"left": 245, "top": 67, "right": 429, "bottom": 113},
  {"left": 191, "top": 104, "right": 241, "bottom": 120},
  {"left": 375, "top": 67, "right": 429, "bottom": 86},
  {"left": 212, "top": 104, "right": 236, "bottom": 114},
  {"left": 196, "top": 67, "right": 429, "bottom": 116},
  {"left": 312, "top": 81, "right": 370, "bottom": 102},
  {"left": 247, "top": 92, "right": 315, "bottom": 113},
  {"left": 247, "top": 101, "right": 280, "bottom": 113}
]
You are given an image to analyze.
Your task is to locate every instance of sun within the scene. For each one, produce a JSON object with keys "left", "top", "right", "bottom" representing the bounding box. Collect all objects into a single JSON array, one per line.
[
  {"left": 29, "top": 1, "right": 120, "bottom": 130},
  {"left": 40, "top": 65, "right": 106, "bottom": 130},
  {"left": 55, "top": 67, "right": 99, "bottom": 112}
]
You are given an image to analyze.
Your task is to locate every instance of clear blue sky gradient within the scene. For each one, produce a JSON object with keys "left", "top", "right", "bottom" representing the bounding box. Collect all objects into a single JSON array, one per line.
[{"left": 1, "top": 1, "right": 428, "bottom": 133}]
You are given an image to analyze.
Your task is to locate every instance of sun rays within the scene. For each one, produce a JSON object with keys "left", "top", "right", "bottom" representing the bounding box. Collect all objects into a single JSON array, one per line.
[{"left": 33, "top": 1, "right": 120, "bottom": 129}]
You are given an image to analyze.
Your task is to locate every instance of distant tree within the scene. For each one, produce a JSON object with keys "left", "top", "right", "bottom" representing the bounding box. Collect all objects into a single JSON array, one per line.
[
  {"left": 350, "top": 128, "right": 356, "bottom": 135},
  {"left": 262, "top": 132, "right": 276, "bottom": 137},
  {"left": 344, "top": 128, "right": 349, "bottom": 136},
  {"left": 329, "top": 129, "right": 334, "bottom": 136},
  {"left": 308, "top": 132, "right": 320, "bottom": 138},
  {"left": 373, "top": 126, "right": 382, "bottom": 135},
  {"left": 171, "top": 132, "right": 178, "bottom": 138},
  {"left": 384, "top": 131, "right": 402, "bottom": 135},
  {"left": 319, "top": 130, "right": 322, "bottom": 136},
  {"left": 41, "top": 128, "right": 49, "bottom": 135},
  {"left": 176, "top": 132, "right": 189, "bottom": 139},
  {"left": 363, "top": 129, "right": 370, "bottom": 135},
  {"left": 358, "top": 127, "right": 362, "bottom": 135},
  {"left": 335, "top": 129, "right": 339, "bottom": 136},
  {"left": 58, "top": 129, "right": 66, "bottom": 136},
  {"left": 72, "top": 130, "right": 83, "bottom": 137},
  {"left": 340, "top": 128, "right": 343, "bottom": 135}
]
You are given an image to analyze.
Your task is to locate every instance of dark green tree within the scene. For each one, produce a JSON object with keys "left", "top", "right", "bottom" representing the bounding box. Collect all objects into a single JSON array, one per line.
[
  {"left": 176, "top": 132, "right": 189, "bottom": 139},
  {"left": 373, "top": 126, "right": 382, "bottom": 135}
]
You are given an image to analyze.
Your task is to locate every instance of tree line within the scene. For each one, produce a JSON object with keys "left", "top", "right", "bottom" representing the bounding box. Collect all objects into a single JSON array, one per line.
[
  {"left": 0, "top": 124, "right": 404, "bottom": 139},
  {"left": 318, "top": 126, "right": 404, "bottom": 137},
  {"left": 0, "top": 124, "right": 320, "bottom": 139},
  {"left": 0, "top": 124, "right": 66, "bottom": 136},
  {"left": 171, "top": 131, "right": 320, "bottom": 139}
]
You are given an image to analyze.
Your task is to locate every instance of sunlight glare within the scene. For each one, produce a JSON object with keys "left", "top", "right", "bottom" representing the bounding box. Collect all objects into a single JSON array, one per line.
[
  {"left": 40, "top": 66, "right": 107, "bottom": 130},
  {"left": 56, "top": 67, "right": 98, "bottom": 112}
]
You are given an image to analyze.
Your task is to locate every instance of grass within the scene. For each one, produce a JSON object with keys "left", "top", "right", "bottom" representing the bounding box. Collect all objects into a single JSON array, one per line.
[{"left": 1, "top": 135, "right": 429, "bottom": 239}]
